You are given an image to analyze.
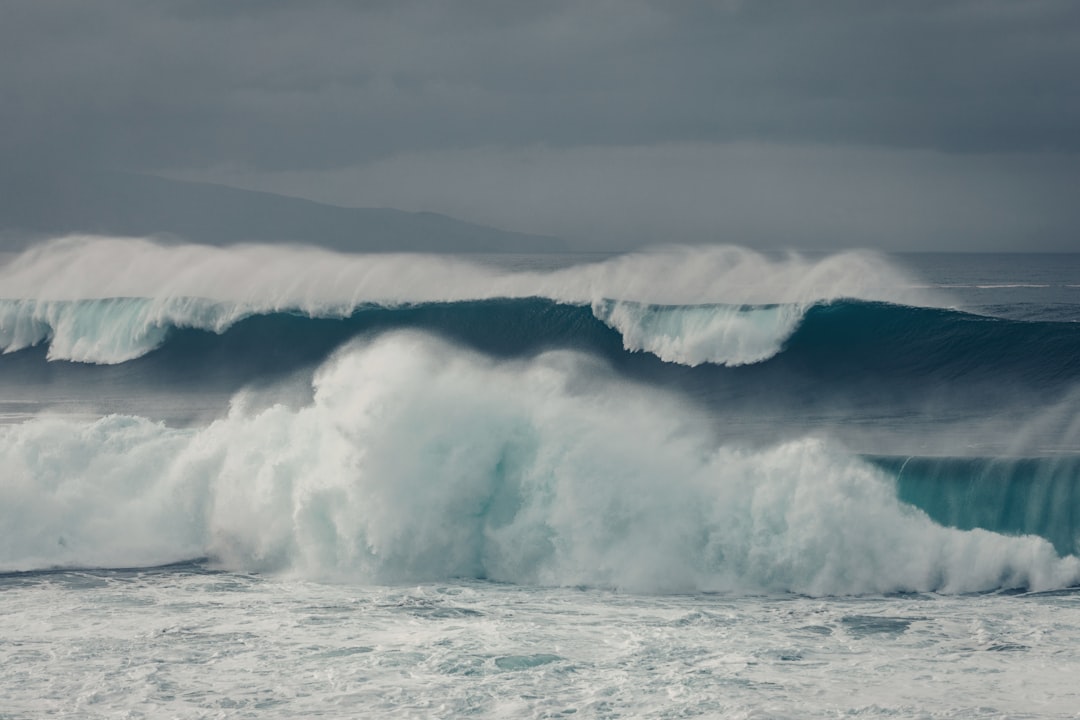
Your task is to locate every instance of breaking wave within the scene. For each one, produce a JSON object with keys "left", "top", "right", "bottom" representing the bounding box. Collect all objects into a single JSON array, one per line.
[
  {"left": 2, "top": 298, "right": 1078, "bottom": 393},
  {"left": 0, "top": 235, "right": 933, "bottom": 366},
  {"left": 2, "top": 332, "right": 1078, "bottom": 596}
]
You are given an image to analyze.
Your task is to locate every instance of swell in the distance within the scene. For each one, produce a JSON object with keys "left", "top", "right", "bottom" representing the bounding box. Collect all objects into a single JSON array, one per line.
[
  {"left": 0, "top": 235, "right": 938, "bottom": 366},
  {"left": 3, "top": 298, "right": 1078, "bottom": 392}
]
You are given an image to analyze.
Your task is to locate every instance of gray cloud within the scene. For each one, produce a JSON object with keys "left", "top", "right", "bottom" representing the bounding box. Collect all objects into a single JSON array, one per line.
[{"left": 2, "top": 0, "right": 1079, "bottom": 249}]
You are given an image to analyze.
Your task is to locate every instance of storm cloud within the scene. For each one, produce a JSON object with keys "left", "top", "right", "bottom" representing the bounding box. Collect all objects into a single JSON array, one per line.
[{"left": 3, "top": 0, "right": 1078, "bottom": 249}]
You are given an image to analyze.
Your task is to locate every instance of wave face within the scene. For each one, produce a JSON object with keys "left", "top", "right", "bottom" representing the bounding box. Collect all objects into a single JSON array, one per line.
[
  {"left": 3, "top": 298, "right": 1078, "bottom": 401},
  {"left": 3, "top": 332, "right": 1078, "bottom": 595},
  {"left": 2, "top": 238, "right": 1080, "bottom": 595},
  {"left": 784, "top": 301, "right": 1080, "bottom": 387},
  {"left": 872, "top": 456, "right": 1080, "bottom": 557}
]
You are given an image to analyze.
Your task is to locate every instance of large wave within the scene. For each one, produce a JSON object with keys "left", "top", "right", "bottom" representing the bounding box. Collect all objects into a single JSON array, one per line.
[
  {"left": 3, "top": 297, "right": 1077, "bottom": 401},
  {"left": 0, "top": 235, "right": 937, "bottom": 365},
  {"left": 2, "top": 331, "right": 1077, "bottom": 596}
]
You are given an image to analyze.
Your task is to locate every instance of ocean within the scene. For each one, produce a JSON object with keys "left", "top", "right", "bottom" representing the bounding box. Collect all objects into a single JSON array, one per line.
[{"left": 2, "top": 238, "right": 1079, "bottom": 718}]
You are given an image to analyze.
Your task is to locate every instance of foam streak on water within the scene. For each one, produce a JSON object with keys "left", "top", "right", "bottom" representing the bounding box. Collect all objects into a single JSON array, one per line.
[{"left": 3, "top": 569, "right": 1080, "bottom": 718}]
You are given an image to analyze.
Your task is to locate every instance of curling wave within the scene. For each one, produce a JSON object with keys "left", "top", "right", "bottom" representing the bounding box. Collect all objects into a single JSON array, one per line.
[
  {"left": 2, "top": 298, "right": 1078, "bottom": 398},
  {"left": 872, "top": 455, "right": 1080, "bottom": 556},
  {"left": 0, "top": 295, "right": 812, "bottom": 367},
  {"left": 592, "top": 300, "right": 806, "bottom": 367},
  {"left": 0, "top": 235, "right": 935, "bottom": 366}
]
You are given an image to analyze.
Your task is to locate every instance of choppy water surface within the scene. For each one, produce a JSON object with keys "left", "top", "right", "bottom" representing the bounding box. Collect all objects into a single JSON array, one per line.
[{"left": 4, "top": 566, "right": 1080, "bottom": 719}]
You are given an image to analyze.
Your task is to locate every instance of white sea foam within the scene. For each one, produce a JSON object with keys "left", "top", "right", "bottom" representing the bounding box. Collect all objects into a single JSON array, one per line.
[
  {"left": 6, "top": 576, "right": 1080, "bottom": 718},
  {"left": 0, "top": 297, "right": 246, "bottom": 363},
  {"left": 0, "top": 235, "right": 937, "bottom": 365},
  {"left": 6, "top": 577, "right": 1080, "bottom": 718},
  {"left": 1, "top": 331, "right": 1074, "bottom": 595},
  {"left": 593, "top": 300, "right": 807, "bottom": 366}
]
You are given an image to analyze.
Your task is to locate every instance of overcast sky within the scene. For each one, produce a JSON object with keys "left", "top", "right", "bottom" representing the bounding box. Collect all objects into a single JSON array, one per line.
[{"left": 3, "top": 0, "right": 1079, "bottom": 250}]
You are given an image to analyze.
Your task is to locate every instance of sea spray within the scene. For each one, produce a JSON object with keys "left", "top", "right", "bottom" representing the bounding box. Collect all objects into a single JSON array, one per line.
[
  {"left": 0, "top": 297, "right": 246, "bottom": 363},
  {"left": 592, "top": 299, "right": 806, "bottom": 366},
  {"left": 2, "top": 331, "right": 1076, "bottom": 595},
  {"left": 0, "top": 236, "right": 935, "bottom": 365},
  {"left": 0, "top": 237, "right": 927, "bottom": 307}
]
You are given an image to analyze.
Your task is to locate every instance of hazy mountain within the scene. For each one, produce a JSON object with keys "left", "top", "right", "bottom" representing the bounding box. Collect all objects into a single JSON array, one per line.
[{"left": 0, "top": 170, "right": 564, "bottom": 253}]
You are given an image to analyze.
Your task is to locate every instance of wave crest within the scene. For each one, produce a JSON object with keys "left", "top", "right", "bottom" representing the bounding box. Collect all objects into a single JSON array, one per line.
[
  {"left": 0, "top": 297, "right": 250, "bottom": 363},
  {"left": 0, "top": 236, "right": 934, "bottom": 365}
]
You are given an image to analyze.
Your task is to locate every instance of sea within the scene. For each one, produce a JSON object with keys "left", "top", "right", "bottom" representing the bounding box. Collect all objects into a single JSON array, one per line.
[{"left": 1, "top": 237, "right": 1079, "bottom": 718}]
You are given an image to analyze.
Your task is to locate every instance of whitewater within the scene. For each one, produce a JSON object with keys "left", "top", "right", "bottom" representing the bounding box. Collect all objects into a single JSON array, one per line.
[{"left": 2, "top": 238, "right": 1080, "bottom": 718}]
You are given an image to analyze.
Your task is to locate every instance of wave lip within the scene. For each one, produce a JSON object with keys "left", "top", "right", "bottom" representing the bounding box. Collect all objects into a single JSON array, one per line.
[
  {"left": 0, "top": 297, "right": 252, "bottom": 364},
  {"left": 593, "top": 300, "right": 806, "bottom": 367}
]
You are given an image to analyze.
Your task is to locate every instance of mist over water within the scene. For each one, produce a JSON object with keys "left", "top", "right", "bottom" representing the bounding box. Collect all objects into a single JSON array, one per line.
[
  {"left": 0, "top": 236, "right": 933, "bottom": 365},
  {"left": 0, "top": 236, "right": 927, "bottom": 306}
]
